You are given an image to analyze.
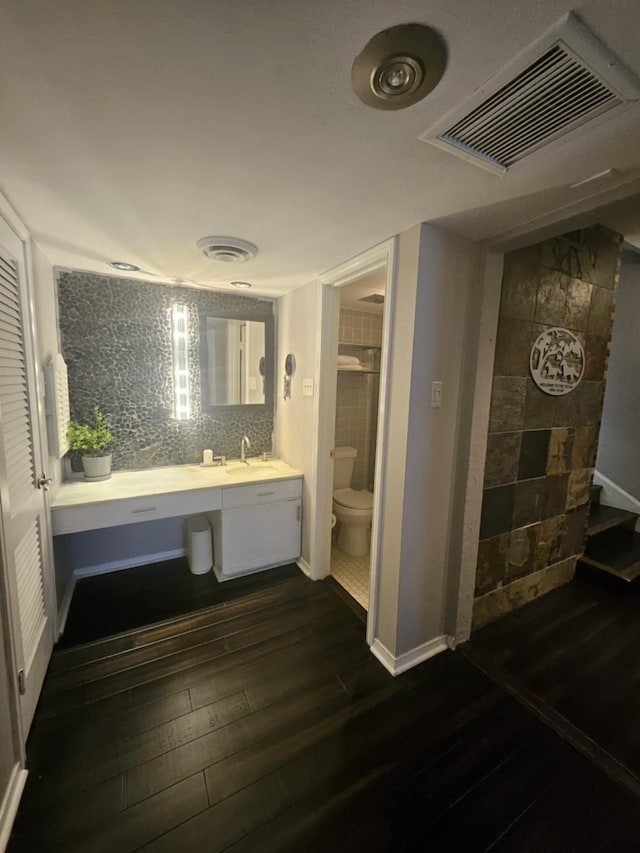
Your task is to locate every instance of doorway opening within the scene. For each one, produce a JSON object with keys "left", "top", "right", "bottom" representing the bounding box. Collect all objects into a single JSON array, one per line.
[
  {"left": 588, "top": 244, "right": 640, "bottom": 582},
  {"left": 330, "top": 272, "right": 385, "bottom": 610},
  {"left": 314, "top": 238, "right": 396, "bottom": 644}
]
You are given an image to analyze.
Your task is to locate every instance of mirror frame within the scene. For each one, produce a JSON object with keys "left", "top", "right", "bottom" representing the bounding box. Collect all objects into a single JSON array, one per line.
[{"left": 199, "top": 309, "right": 274, "bottom": 415}]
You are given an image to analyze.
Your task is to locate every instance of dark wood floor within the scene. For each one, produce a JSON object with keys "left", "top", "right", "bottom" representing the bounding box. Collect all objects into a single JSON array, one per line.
[
  {"left": 59, "top": 559, "right": 302, "bottom": 646},
  {"left": 9, "top": 564, "right": 640, "bottom": 852},
  {"left": 470, "top": 565, "right": 640, "bottom": 784}
]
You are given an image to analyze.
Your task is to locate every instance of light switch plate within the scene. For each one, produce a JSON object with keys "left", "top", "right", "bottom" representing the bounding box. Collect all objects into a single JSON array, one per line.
[
  {"left": 302, "top": 378, "right": 314, "bottom": 397},
  {"left": 431, "top": 380, "right": 443, "bottom": 408}
]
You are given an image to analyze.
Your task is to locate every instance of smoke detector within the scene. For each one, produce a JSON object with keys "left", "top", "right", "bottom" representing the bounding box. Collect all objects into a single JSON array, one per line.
[
  {"left": 196, "top": 236, "right": 258, "bottom": 263},
  {"left": 352, "top": 23, "right": 447, "bottom": 111}
]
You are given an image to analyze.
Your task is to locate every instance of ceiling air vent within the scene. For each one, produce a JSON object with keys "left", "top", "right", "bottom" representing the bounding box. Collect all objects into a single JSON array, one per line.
[
  {"left": 358, "top": 293, "right": 385, "bottom": 304},
  {"left": 421, "top": 14, "right": 640, "bottom": 174},
  {"left": 196, "top": 236, "right": 258, "bottom": 263}
]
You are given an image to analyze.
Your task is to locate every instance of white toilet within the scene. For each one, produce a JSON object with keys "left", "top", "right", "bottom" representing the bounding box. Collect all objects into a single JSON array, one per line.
[{"left": 332, "top": 446, "right": 373, "bottom": 557}]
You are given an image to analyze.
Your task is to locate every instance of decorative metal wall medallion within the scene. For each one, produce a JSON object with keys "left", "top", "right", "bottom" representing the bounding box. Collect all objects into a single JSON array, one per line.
[{"left": 529, "top": 327, "right": 585, "bottom": 396}]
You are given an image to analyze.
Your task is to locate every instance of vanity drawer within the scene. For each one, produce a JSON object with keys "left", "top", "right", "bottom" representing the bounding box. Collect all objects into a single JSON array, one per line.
[
  {"left": 52, "top": 488, "right": 223, "bottom": 535},
  {"left": 222, "top": 477, "right": 302, "bottom": 509}
]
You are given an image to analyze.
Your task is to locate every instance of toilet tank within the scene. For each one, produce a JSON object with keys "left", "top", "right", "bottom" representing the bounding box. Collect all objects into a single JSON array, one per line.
[{"left": 333, "top": 446, "right": 357, "bottom": 490}]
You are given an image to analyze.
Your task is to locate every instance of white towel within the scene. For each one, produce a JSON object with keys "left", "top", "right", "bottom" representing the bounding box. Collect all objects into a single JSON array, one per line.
[
  {"left": 337, "top": 355, "right": 361, "bottom": 366},
  {"left": 338, "top": 364, "right": 364, "bottom": 371}
]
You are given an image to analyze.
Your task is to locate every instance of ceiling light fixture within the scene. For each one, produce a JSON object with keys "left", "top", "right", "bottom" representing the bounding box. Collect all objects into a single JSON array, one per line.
[
  {"left": 230, "top": 281, "right": 253, "bottom": 289},
  {"left": 196, "top": 236, "right": 258, "bottom": 263},
  {"left": 352, "top": 23, "right": 447, "bottom": 111},
  {"left": 109, "top": 261, "right": 140, "bottom": 272}
]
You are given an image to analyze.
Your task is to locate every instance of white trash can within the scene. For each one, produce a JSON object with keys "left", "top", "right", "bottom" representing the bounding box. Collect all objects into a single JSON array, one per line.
[{"left": 187, "top": 516, "right": 213, "bottom": 575}]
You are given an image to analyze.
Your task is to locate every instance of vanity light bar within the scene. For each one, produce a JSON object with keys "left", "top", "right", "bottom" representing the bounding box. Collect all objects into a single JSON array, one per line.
[{"left": 171, "top": 303, "right": 191, "bottom": 420}]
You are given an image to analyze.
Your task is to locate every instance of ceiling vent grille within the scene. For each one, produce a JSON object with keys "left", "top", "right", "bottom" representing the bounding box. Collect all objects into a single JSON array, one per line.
[
  {"left": 421, "top": 15, "right": 640, "bottom": 174},
  {"left": 441, "top": 45, "right": 620, "bottom": 170},
  {"left": 358, "top": 293, "right": 385, "bottom": 304}
]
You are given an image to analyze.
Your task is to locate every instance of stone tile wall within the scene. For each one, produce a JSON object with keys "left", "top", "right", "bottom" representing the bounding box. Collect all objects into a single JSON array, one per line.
[
  {"left": 58, "top": 271, "right": 275, "bottom": 471},
  {"left": 473, "top": 226, "right": 623, "bottom": 628}
]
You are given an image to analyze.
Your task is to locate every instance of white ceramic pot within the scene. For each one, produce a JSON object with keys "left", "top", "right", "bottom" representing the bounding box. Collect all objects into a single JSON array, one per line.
[{"left": 82, "top": 453, "right": 112, "bottom": 481}]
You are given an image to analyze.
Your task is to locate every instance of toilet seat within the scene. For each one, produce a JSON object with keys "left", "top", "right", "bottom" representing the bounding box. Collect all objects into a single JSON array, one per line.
[{"left": 333, "top": 487, "right": 373, "bottom": 510}]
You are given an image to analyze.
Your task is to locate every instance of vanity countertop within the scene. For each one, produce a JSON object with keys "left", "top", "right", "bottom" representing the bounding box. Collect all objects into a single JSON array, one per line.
[{"left": 51, "top": 458, "right": 302, "bottom": 509}]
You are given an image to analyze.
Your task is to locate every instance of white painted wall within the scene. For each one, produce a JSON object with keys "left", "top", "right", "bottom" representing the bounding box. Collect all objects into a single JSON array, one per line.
[
  {"left": 56, "top": 515, "right": 189, "bottom": 575},
  {"left": 597, "top": 264, "right": 640, "bottom": 499},
  {"left": 275, "top": 280, "right": 323, "bottom": 570},
  {"left": 446, "top": 251, "right": 504, "bottom": 644},
  {"left": 374, "top": 223, "right": 483, "bottom": 659},
  {"left": 374, "top": 226, "right": 420, "bottom": 651},
  {"left": 31, "top": 243, "right": 63, "bottom": 490}
]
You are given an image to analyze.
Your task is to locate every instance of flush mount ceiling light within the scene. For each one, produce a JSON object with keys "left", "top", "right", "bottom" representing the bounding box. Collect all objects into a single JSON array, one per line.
[
  {"left": 351, "top": 23, "right": 447, "bottom": 111},
  {"left": 109, "top": 261, "right": 140, "bottom": 272},
  {"left": 230, "top": 281, "right": 253, "bottom": 289},
  {"left": 196, "top": 236, "right": 258, "bottom": 263}
]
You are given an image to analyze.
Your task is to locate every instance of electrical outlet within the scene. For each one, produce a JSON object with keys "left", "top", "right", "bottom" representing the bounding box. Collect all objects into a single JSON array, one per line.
[
  {"left": 431, "top": 380, "right": 443, "bottom": 408},
  {"left": 302, "top": 378, "right": 314, "bottom": 397}
]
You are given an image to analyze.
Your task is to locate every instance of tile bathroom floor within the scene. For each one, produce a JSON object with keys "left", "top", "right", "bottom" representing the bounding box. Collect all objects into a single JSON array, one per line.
[{"left": 331, "top": 545, "right": 370, "bottom": 610}]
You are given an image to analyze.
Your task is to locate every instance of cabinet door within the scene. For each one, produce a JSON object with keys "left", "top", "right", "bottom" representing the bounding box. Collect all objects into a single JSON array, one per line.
[{"left": 218, "top": 499, "right": 301, "bottom": 576}]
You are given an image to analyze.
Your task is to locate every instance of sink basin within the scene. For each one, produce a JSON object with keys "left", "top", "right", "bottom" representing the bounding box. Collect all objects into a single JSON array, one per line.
[{"left": 225, "top": 463, "right": 278, "bottom": 478}]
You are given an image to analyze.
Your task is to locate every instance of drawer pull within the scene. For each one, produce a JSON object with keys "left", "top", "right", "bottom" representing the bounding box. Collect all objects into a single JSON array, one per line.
[
  {"left": 132, "top": 507, "right": 157, "bottom": 514},
  {"left": 256, "top": 490, "right": 276, "bottom": 497}
]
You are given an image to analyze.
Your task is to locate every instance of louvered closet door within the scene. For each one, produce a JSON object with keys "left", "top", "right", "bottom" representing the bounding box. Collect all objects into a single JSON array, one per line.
[{"left": 0, "top": 217, "right": 53, "bottom": 736}]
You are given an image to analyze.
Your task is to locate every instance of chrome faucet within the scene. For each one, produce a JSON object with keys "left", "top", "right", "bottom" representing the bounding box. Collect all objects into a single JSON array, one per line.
[{"left": 240, "top": 435, "right": 251, "bottom": 465}]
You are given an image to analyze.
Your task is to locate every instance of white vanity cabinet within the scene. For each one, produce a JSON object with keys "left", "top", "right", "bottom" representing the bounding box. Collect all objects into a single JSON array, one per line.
[
  {"left": 50, "top": 461, "right": 303, "bottom": 580},
  {"left": 212, "top": 478, "right": 302, "bottom": 580}
]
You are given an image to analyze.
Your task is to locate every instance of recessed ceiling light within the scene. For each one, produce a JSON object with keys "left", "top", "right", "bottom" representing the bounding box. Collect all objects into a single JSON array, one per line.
[
  {"left": 352, "top": 23, "right": 447, "bottom": 111},
  {"left": 197, "top": 236, "right": 258, "bottom": 263},
  {"left": 230, "top": 281, "right": 253, "bottom": 289},
  {"left": 109, "top": 261, "right": 140, "bottom": 272}
]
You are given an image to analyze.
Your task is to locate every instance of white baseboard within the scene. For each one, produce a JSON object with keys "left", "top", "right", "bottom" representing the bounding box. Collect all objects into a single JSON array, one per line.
[
  {"left": 57, "top": 573, "right": 77, "bottom": 638},
  {"left": 73, "top": 548, "right": 186, "bottom": 579},
  {"left": 296, "top": 557, "right": 311, "bottom": 577},
  {"left": 370, "top": 634, "right": 450, "bottom": 676},
  {"left": 594, "top": 471, "right": 640, "bottom": 530},
  {"left": 213, "top": 560, "right": 292, "bottom": 582},
  {"left": 0, "top": 765, "right": 27, "bottom": 853}
]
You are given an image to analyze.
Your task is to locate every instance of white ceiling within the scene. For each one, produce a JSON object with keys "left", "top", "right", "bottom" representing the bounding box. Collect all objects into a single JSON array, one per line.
[
  {"left": 2, "top": 0, "right": 640, "bottom": 296},
  {"left": 339, "top": 270, "right": 386, "bottom": 314}
]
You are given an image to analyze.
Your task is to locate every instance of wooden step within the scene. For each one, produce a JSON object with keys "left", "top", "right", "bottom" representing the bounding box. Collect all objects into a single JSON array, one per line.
[
  {"left": 582, "top": 529, "right": 640, "bottom": 583},
  {"left": 587, "top": 504, "right": 638, "bottom": 538}
]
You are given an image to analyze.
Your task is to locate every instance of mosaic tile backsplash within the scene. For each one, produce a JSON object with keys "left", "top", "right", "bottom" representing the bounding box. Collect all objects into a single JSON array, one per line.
[{"left": 58, "top": 271, "right": 275, "bottom": 471}]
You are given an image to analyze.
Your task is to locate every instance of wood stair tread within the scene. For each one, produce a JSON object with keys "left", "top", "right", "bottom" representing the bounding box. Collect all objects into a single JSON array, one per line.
[
  {"left": 587, "top": 504, "right": 638, "bottom": 537},
  {"left": 582, "top": 529, "right": 640, "bottom": 583}
]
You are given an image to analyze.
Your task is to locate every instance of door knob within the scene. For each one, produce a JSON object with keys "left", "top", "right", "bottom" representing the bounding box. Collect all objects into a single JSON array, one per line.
[{"left": 37, "top": 474, "right": 52, "bottom": 491}]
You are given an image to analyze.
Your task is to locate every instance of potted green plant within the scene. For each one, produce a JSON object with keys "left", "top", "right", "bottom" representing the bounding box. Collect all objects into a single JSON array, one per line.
[{"left": 66, "top": 406, "right": 113, "bottom": 481}]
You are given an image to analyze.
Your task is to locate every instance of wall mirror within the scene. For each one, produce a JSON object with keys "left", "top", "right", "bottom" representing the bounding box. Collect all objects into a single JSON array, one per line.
[{"left": 199, "top": 310, "right": 274, "bottom": 413}]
